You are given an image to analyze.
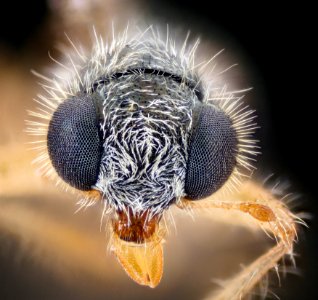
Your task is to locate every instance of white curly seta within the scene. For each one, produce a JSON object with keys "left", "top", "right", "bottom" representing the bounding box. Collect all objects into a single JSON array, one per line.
[{"left": 94, "top": 73, "right": 196, "bottom": 216}]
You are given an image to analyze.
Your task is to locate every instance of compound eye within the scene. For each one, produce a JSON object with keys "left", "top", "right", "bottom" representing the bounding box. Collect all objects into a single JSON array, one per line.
[
  {"left": 47, "top": 94, "right": 102, "bottom": 190},
  {"left": 185, "top": 104, "right": 238, "bottom": 199}
]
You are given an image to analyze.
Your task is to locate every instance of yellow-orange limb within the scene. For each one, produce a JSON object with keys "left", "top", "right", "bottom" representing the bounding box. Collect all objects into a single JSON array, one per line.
[{"left": 179, "top": 181, "right": 300, "bottom": 299}]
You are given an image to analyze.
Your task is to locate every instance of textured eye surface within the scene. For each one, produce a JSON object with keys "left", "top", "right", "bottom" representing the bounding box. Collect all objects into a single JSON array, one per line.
[
  {"left": 185, "top": 104, "right": 238, "bottom": 199},
  {"left": 47, "top": 94, "right": 102, "bottom": 190}
]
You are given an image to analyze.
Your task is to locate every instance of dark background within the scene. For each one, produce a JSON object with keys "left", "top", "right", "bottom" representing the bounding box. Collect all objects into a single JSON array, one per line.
[{"left": 0, "top": 1, "right": 316, "bottom": 299}]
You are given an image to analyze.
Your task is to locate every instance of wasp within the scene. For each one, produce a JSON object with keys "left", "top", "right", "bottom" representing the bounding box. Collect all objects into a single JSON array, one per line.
[{"left": 26, "top": 26, "right": 304, "bottom": 299}]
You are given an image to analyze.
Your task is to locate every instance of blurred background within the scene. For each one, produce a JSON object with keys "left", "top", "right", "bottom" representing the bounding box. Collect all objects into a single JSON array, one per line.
[{"left": 0, "top": 1, "right": 316, "bottom": 299}]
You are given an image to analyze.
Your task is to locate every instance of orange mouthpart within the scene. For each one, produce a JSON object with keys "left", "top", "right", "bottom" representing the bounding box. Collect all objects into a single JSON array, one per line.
[{"left": 111, "top": 208, "right": 164, "bottom": 288}]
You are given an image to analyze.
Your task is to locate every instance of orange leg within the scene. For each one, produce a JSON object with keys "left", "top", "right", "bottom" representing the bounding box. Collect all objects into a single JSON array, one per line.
[{"left": 178, "top": 181, "right": 304, "bottom": 299}]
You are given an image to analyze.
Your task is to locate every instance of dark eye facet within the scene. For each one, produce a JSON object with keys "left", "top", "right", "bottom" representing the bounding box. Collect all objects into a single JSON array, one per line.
[
  {"left": 47, "top": 94, "right": 102, "bottom": 190},
  {"left": 185, "top": 104, "right": 238, "bottom": 199}
]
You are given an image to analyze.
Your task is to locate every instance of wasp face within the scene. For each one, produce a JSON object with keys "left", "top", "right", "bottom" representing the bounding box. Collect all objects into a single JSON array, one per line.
[
  {"left": 48, "top": 70, "right": 237, "bottom": 214},
  {"left": 47, "top": 40, "right": 238, "bottom": 216},
  {"left": 38, "top": 35, "right": 243, "bottom": 287}
]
